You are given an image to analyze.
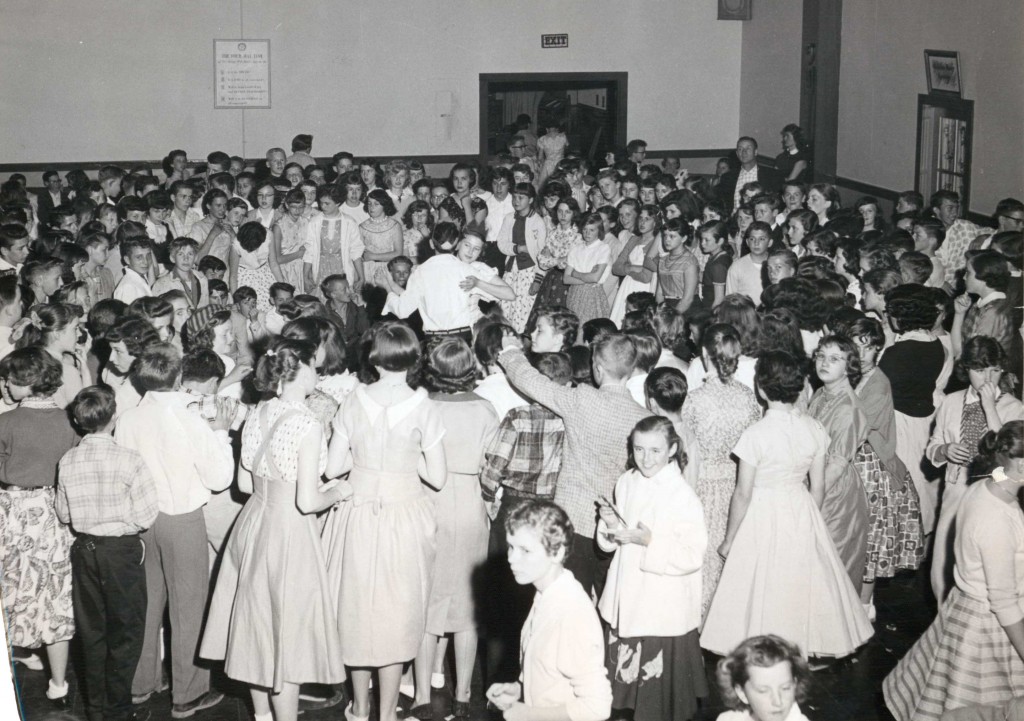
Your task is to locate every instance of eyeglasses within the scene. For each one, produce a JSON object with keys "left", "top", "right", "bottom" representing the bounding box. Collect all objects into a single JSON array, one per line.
[
  {"left": 813, "top": 352, "right": 846, "bottom": 364},
  {"left": 509, "top": 145, "right": 525, "bottom": 150},
  {"left": 999, "top": 214, "right": 1024, "bottom": 225}
]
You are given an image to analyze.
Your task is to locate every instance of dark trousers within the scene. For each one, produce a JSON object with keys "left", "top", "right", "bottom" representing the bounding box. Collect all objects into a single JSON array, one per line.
[
  {"left": 482, "top": 492, "right": 539, "bottom": 683},
  {"left": 72, "top": 534, "right": 148, "bottom": 721},
  {"left": 564, "top": 531, "right": 611, "bottom": 603}
]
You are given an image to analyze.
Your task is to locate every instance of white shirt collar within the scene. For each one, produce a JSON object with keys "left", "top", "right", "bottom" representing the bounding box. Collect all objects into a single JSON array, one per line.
[{"left": 977, "top": 291, "right": 1007, "bottom": 308}]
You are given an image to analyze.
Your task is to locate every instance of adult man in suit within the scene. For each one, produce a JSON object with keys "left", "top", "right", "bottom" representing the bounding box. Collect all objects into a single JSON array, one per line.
[
  {"left": 36, "top": 170, "right": 68, "bottom": 226},
  {"left": 717, "top": 137, "right": 783, "bottom": 213}
]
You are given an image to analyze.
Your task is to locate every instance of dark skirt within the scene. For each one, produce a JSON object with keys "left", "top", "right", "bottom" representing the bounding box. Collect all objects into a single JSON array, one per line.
[
  {"left": 608, "top": 628, "right": 708, "bottom": 721},
  {"left": 524, "top": 268, "right": 568, "bottom": 334}
]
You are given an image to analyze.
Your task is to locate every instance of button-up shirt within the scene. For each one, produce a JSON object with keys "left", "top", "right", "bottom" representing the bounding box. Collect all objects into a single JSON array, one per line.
[
  {"left": 56, "top": 434, "right": 159, "bottom": 536},
  {"left": 384, "top": 253, "right": 499, "bottom": 332},
  {"left": 480, "top": 404, "right": 565, "bottom": 502},
  {"left": 113, "top": 267, "right": 152, "bottom": 304},
  {"left": 734, "top": 165, "right": 758, "bottom": 210}
]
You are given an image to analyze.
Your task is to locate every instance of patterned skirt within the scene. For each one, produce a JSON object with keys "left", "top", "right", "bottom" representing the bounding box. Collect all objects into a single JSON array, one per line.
[
  {"left": 567, "top": 283, "right": 610, "bottom": 329},
  {"left": 883, "top": 587, "right": 1024, "bottom": 721},
  {"left": 0, "top": 487, "right": 75, "bottom": 647},
  {"left": 500, "top": 267, "right": 538, "bottom": 334},
  {"left": 524, "top": 268, "right": 568, "bottom": 334},
  {"left": 607, "top": 628, "right": 708, "bottom": 721},
  {"left": 855, "top": 442, "right": 924, "bottom": 583}
]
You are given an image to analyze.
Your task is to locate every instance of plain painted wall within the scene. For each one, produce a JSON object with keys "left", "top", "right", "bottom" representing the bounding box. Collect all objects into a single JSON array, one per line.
[
  {"left": 838, "top": 0, "right": 1024, "bottom": 212},
  {"left": 738, "top": 0, "right": 804, "bottom": 159},
  {"left": 0, "top": 1, "right": 743, "bottom": 164}
]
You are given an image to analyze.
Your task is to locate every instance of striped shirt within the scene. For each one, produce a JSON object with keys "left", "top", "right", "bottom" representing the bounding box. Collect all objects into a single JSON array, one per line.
[{"left": 55, "top": 434, "right": 159, "bottom": 536}]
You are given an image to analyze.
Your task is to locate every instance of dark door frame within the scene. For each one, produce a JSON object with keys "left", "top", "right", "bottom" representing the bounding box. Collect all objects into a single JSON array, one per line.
[
  {"left": 478, "top": 72, "right": 628, "bottom": 166},
  {"left": 800, "top": 0, "right": 842, "bottom": 183}
]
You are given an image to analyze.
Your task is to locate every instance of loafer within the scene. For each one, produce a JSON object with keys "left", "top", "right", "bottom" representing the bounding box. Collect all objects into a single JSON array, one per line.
[
  {"left": 299, "top": 687, "right": 345, "bottom": 712},
  {"left": 171, "top": 690, "right": 224, "bottom": 719},
  {"left": 402, "top": 702, "right": 434, "bottom": 719}
]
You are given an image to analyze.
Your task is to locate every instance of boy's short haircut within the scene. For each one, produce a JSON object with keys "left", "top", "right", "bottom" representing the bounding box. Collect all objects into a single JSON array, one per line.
[
  {"left": 98, "top": 165, "right": 126, "bottom": 183},
  {"left": 292, "top": 134, "right": 313, "bottom": 152},
  {"left": 412, "top": 178, "right": 432, "bottom": 195},
  {"left": 899, "top": 251, "right": 933, "bottom": 284},
  {"left": 209, "top": 172, "right": 236, "bottom": 193},
  {"left": 752, "top": 193, "right": 782, "bottom": 212},
  {"left": 208, "top": 279, "right": 229, "bottom": 296},
  {"left": 0, "top": 275, "right": 18, "bottom": 311},
  {"left": 137, "top": 176, "right": 161, "bottom": 194},
  {"left": 592, "top": 334, "right": 637, "bottom": 381},
  {"left": 130, "top": 342, "right": 182, "bottom": 392},
  {"left": 644, "top": 366, "right": 689, "bottom": 413},
  {"left": 119, "top": 236, "right": 153, "bottom": 263},
  {"left": 316, "top": 184, "right": 345, "bottom": 205},
  {"left": 913, "top": 217, "right": 946, "bottom": 249},
  {"left": 146, "top": 190, "right": 173, "bottom": 210},
  {"left": 582, "top": 317, "right": 618, "bottom": 345},
  {"left": 70, "top": 385, "right": 117, "bottom": 433},
  {"left": 320, "top": 274, "right": 348, "bottom": 293},
  {"left": 181, "top": 349, "right": 226, "bottom": 384},
  {"left": 387, "top": 255, "right": 413, "bottom": 272},
  {"left": 624, "top": 329, "right": 662, "bottom": 372},
  {"left": 269, "top": 282, "right": 295, "bottom": 299},
  {"left": 22, "top": 258, "right": 63, "bottom": 287},
  {"left": 625, "top": 291, "right": 657, "bottom": 315},
  {"left": 87, "top": 298, "right": 127, "bottom": 338},
  {"left": 535, "top": 352, "right": 573, "bottom": 386},
  {"left": 236, "top": 170, "right": 255, "bottom": 185},
  {"left": 332, "top": 151, "right": 354, "bottom": 165},
  {"left": 535, "top": 305, "right": 579, "bottom": 352},
  {"left": 897, "top": 190, "right": 924, "bottom": 210},
  {"left": 197, "top": 255, "right": 227, "bottom": 275},
  {"left": 0, "top": 223, "right": 29, "bottom": 250},
  {"left": 232, "top": 286, "right": 257, "bottom": 304},
  {"left": 207, "top": 151, "right": 231, "bottom": 170},
  {"left": 230, "top": 155, "right": 245, "bottom": 168},
  {"left": 167, "top": 236, "right": 199, "bottom": 257},
  {"left": 510, "top": 164, "right": 535, "bottom": 181}
]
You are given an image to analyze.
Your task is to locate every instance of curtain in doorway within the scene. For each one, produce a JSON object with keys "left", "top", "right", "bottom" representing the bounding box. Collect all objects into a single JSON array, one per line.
[{"left": 501, "top": 91, "right": 545, "bottom": 129}]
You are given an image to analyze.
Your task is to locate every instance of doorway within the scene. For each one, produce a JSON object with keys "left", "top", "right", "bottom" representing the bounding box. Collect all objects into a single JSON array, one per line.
[
  {"left": 800, "top": 0, "right": 842, "bottom": 182},
  {"left": 478, "top": 73, "right": 628, "bottom": 169}
]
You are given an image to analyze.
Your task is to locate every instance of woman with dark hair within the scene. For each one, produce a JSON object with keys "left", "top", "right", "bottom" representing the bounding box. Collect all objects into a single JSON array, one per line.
[
  {"left": 926, "top": 336, "right": 1024, "bottom": 602},
  {"left": 762, "top": 277, "right": 831, "bottom": 355},
  {"left": 14, "top": 302, "right": 91, "bottom": 408},
  {"left": 878, "top": 284, "right": 945, "bottom": 534},
  {"left": 402, "top": 199, "right": 435, "bottom": 265},
  {"left": 701, "top": 351, "right": 872, "bottom": 659},
  {"left": 807, "top": 183, "right": 841, "bottom": 228},
  {"left": 322, "top": 321, "right": 448, "bottom": 721},
  {"left": 200, "top": 338, "right": 346, "bottom": 721},
  {"left": 776, "top": 124, "right": 810, "bottom": 183},
  {"left": 885, "top": 421, "right": 1024, "bottom": 720},
  {"left": 359, "top": 188, "right": 404, "bottom": 289},
  {"left": 409, "top": 337, "right": 498, "bottom": 719},
  {"left": 681, "top": 324, "right": 761, "bottom": 618}
]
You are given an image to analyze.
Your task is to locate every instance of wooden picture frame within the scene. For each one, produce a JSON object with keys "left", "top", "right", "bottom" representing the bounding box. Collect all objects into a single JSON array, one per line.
[{"left": 924, "top": 50, "right": 962, "bottom": 97}]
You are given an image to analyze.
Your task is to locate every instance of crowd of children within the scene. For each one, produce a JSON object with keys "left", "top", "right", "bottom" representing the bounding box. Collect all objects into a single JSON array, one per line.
[{"left": 0, "top": 126, "right": 1022, "bottom": 721}]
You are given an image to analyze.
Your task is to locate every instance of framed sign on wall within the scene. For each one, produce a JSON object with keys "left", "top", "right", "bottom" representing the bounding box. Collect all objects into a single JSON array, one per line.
[{"left": 214, "top": 39, "right": 271, "bottom": 109}]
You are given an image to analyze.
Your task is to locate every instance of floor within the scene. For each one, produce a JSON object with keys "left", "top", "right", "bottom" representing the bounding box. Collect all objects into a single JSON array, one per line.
[{"left": 10, "top": 570, "right": 935, "bottom": 721}]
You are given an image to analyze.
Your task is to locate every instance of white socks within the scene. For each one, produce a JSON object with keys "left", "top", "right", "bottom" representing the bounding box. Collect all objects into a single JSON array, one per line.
[
  {"left": 431, "top": 672, "right": 446, "bottom": 689},
  {"left": 46, "top": 680, "right": 68, "bottom": 700}
]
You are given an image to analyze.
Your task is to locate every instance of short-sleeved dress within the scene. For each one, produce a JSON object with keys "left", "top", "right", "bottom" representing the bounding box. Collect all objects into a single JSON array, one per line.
[
  {"left": 200, "top": 399, "right": 344, "bottom": 691},
  {"left": 566, "top": 240, "right": 612, "bottom": 326},
  {"left": 360, "top": 216, "right": 404, "bottom": 288},
  {"left": 680, "top": 375, "right": 762, "bottom": 620},
  {"left": 233, "top": 239, "right": 275, "bottom": 311},
  {"left": 700, "top": 408, "right": 874, "bottom": 658},
  {"left": 610, "top": 237, "right": 657, "bottom": 326},
  {"left": 321, "top": 386, "right": 446, "bottom": 666},
  {"left": 807, "top": 385, "right": 871, "bottom": 593},
  {"left": 426, "top": 391, "right": 499, "bottom": 635},
  {"left": 275, "top": 214, "right": 310, "bottom": 292},
  {"left": 525, "top": 225, "right": 582, "bottom": 331}
]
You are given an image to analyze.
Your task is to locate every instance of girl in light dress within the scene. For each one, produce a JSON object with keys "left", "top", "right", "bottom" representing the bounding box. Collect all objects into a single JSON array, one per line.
[
  {"left": 271, "top": 189, "right": 310, "bottom": 293},
  {"left": 564, "top": 212, "right": 611, "bottom": 328},
  {"left": 248, "top": 180, "right": 279, "bottom": 230},
  {"left": 303, "top": 185, "right": 366, "bottom": 300},
  {"left": 536, "top": 121, "right": 569, "bottom": 187},
  {"left": 321, "top": 321, "right": 447, "bottom": 721},
  {"left": 597, "top": 416, "right": 709, "bottom": 721},
  {"left": 16, "top": 302, "right": 92, "bottom": 409},
  {"left": 884, "top": 422, "right": 1024, "bottom": 720},
  {"left": 200, "top": 339, "right": 346, "bottom": 721},
  {"left": 680, "top": 324, "right": 762, "bottom": 620},
  {"left": 529, "top": 197, "right": 582, "bottom": 315},
  {"left": 700, "top": 351, "right": 873, "bottom": 660},
  {"left": 715, "top": 635, "right": 813, "bottom": 721},
  {"left": 231, "top": 221, "right": 275, "bottom": 312},
  {"left": 402, "top": 200, "right": 434, "bottom": 266},
  {"left": 610, "top": 204, "right": 661, "bottom": 325},
  {"left": 359, "top": 188, "right": 405, "bottom": 288}
]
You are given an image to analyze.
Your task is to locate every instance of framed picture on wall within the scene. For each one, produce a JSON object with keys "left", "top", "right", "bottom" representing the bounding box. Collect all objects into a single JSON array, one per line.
[{"left": 924, "top": 50, "right": 962, "bottom": 97}]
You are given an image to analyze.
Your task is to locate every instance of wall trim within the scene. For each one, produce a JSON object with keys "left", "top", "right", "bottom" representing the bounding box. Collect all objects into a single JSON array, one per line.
[
  {"left": 1, "top": 148, "right": 737, "bottom": 177},
  {"left": 835, "top": 175, "right": 991, "bottom": 226}
]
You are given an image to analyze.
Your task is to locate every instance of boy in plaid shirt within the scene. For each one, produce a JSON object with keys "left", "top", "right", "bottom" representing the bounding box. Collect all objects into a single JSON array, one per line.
[{"left": 56, "top": 386, "right": 159, "bottom": 721}]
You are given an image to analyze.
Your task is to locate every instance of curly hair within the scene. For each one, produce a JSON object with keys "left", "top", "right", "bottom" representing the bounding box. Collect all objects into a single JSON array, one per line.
[
  {"left": 757, "top": 308, "right": 806, "bottom": 360},
  {"left": 422, "top": 337, "right": 479, "bottom": 394},
  {"left": 504, "top": 499, "right": 574, "bottom": 560},
  {"left": 815, "top": 335, "right": 862, "bottom": 387},
  {"left": 364, "top": 188, "right": 398, "bottom": 218},
  {"left": 884, "top": 283, "right": 939, "bottom": 332},
  {"left": 702, "top": 323, "right": 743, "bottom": 383},
  {"left": 762, "top": 277, "right": 831, "bottom": 332},
  {"left": 716, "top": 635, "right": 811, "bottom": 711},
  {"left": 755, "top": 351, "right": 806, "bottom": 403},
  {"left": 0, "top": 346, "right": 64, "bottom": 397}
]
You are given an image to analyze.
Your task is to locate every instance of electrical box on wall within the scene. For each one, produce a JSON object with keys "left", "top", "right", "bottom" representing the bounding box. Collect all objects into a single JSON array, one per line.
[{"left": 541, "top": 34, "right": 568, "bottom": 49}]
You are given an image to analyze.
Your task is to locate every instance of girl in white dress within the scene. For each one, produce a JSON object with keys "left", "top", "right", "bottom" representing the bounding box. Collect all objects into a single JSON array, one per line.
[{"left": 700, "top": 351, "right": 873, "bottom": 659}]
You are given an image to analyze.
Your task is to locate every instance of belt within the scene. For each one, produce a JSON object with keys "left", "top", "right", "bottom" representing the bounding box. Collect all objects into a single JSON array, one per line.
[
  {"left": 424, "top": 326, "right": 471, "bottom": 336},
  {"left": 76, "top": 532, "right": 140, "bottom": 543}
]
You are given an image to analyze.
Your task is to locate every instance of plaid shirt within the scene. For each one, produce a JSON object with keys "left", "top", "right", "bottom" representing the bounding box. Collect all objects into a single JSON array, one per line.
[
  {"left": 55, "top": 434, "right": 159, "bottom": 536},
  {"left": 480, "top": 404, "right": 565, "bottom": 503},
  {"left": 499, "top": 348, "right": 651, "bottom": 536}
]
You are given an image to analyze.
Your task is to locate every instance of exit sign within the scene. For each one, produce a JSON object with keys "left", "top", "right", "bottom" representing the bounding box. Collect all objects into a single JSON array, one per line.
[{"left": 542, "top": 34, "right": 568, "bottom": 49}]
